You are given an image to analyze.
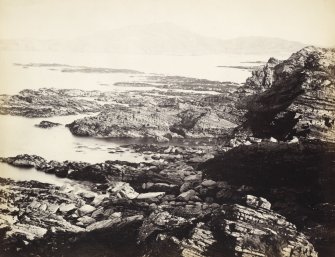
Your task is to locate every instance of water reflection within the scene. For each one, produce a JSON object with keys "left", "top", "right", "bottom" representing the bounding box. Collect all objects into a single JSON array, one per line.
[
  {"left": 0, "top": 114, "right": 148, "bottom": 163},
  {"left": 0, "top": 163, "right": 71, "bottom": 186}
]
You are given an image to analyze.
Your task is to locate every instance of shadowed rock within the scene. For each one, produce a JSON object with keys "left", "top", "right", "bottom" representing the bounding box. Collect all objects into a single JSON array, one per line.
[{"left": 238, "top": 47, "right": 335, "bottom": 141}]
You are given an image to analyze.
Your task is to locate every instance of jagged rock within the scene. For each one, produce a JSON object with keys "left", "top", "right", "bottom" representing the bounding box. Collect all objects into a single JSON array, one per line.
[
  {"left": 0, "top": 88, "right": 102, "bottom": 117},
  {"left": 184, "top": 174, "right": 202, "bottom": 182},
  {"left": 59, "top": 203, "right": 77, "bottom": 213},
  {"left": 177, "top": 190, "right": 196, "bottom": 202},
  {"left": 66, "top": 107, "right": 177, "bottom": 141},
  {"left": 77, "top": 216, "right": 96, "bottom": 226},
  {"left": 180, "top": 222, "right": 217, "bottom": 257},
  {"left": 245, "top": 195, "right": 271, "bottom": 210},
  {"left": 142, "top": 200, "right": 318, "bottom": 257},
  {"left": 78, "top": 205, "right": 96, "bottom": 216},
  {"left": 138, "top": 211, "right": 191, "bottom": 242},
  {"left": 240, "top": 47, "right": 335, "bottom": 142},
  {"left": 6, "top": 224, "right": 48, "bottom": 241},
  {"left": 109, "top": 182, "right": 139, "bottom": 199},
  {"left": 0, "top": 164, "right": 320, "bottom": 257},
  {"left": 47, "top": 204, "right": 59, "bottom": 214},
  {"left": 143, "top": 182, "right": 179, "bottom": 193},
  {"left": 79, "top": 191, "right": 96, "bottom": 200},
  {"left": 86, "top": 217, "right": 122, "bottom": 232},
  {"left": 269, "top": 136, "right": 278, "bottom": 143},
  {"left": 201, "top": 179, "right": 217, "bottom": 187},
  {"left": 211, "top": 204, "right": 318, "bottom": 257},
  {"left": 91, "top": 194, "right": 108, "bottom": 206},
  {"left": 1, "top": 154, "right": 46, "bottom": 168},
  {"left": 180, "top": 182, "right": 192, "bottom": 193},
  {"left": 137, "top": 192, "right": 165, "bottom": 200},
  {"left": 202, "top": 140, "right": 335, "bottom": 255},
  {"left": 244, "top": 57, "right": 281, "bottom": 93}
]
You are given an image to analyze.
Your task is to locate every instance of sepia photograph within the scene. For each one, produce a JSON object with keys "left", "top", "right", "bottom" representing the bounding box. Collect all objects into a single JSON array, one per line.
[{"left": 0, "top": 0, "right": 334, "bottom": 256}]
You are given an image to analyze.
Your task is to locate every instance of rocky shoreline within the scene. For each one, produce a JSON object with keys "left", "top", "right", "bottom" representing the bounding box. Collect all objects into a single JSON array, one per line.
[
  {"left": 0, "top": 46, "right": 334, "bottom": 256},
  {"left": 0, "top": 152, "right": 318, "bottom": 257}
]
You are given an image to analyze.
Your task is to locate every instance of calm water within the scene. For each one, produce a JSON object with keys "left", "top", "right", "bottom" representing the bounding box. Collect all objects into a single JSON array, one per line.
[
  {"left": 0, "top": 51, "right": 289, "bottom": 94},
  {"left": 0, "top": 114, "right": 149, "bottom": 163},
  {"left": 0, "top": 163, "right": 72, "bottom": 186},
  {"left": 0, "top": 114, "right": 155, "bottom": 184}
]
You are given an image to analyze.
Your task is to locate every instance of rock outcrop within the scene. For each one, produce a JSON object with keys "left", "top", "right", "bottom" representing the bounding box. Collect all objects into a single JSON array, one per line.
[
  {"left": 0, "top": 88, "right": 102, "bottom": 117},
  {"left": 238, "top": 46, "right": 335, "bottom": 142},
  {"left": 201, "top": 140, "right": 335, "bottom": 256},
  {"left": 35, "top": 120, "right": 61, "bottom": 128},
  {"left": 0, "top": 151, "right": 318, "bottom": 256},
  {"left": 67, "top": 106, "right": 236, "bottom": 142},
  {"left": 66, "top": 107, "right": 178, "bottom": 141},
  {"left": 209, "top": 47, "right": 335, "bottom": 255}
]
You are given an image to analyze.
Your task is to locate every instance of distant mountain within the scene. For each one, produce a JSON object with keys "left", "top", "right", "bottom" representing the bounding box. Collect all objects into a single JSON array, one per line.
[
  {"left": 0, "top": 23, "right": 306, "bottom": 55},
  {"left": 219, "top": 36, "right": 307, "bottom": 55}
]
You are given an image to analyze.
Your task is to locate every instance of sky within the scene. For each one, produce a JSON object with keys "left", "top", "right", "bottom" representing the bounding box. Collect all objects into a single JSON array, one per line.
[{"left": 0, "top": 0, "right": 334, "bottom": 46}]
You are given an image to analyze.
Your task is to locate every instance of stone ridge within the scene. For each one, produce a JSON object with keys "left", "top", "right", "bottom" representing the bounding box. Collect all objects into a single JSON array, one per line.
[
  {"left": 66, "top": 106, "right": 236, "bottom": 142},
  {"left": 0, "top": 88, "right": 102, "bottom": 117},
  {"left": 238, "top": 46, "right": 335, "bottom": 142}
]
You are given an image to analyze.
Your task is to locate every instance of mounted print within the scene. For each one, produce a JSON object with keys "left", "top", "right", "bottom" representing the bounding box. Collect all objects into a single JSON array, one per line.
[{"left": 0, "top": 0, "right": 334, "bottom": 256}]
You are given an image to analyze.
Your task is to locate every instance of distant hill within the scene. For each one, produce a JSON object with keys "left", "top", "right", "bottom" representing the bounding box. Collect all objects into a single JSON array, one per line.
[
  {"left": 219, "top": 36, "right": 307, "bottom": 55},
  {"left": 0, "top": 23, "right": 306, "bottom": 55}
]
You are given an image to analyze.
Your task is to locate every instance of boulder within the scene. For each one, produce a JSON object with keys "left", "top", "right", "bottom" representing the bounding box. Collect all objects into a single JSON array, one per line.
[
  {"left": 59, "top": 203, "right": 76, "bottom": 214},
  {"left": 201, "top": 179, "right": 217, "bottom": 187},
  {"left": 77, "top": 216, "right": 96, "bottom": 226},
  {"left": 138, "top": 211, "right": 190, "bottom": 242},
  {"left": 245, "top": 195, "right": 271, "bottom": 210},
  {"left": 177, "top": 190, "right": 196, "bottom": 201},
  {"left": 184, "top": 174, "right": 202, "bottom": 182},
  {"left": 180, "top": 182, "right": 192, "bottom": 193},
  {"left": 109, "top": 182, "right": 139, "bottom": 199},
  {"left": 137, "top": 192, "right": 165, "bottom": 199},
  {"left": 35, "top": 120, "right": 61, "bottom": 128},
  {"left": 78, "top": 205, "right": 96, "bottom": 216}
]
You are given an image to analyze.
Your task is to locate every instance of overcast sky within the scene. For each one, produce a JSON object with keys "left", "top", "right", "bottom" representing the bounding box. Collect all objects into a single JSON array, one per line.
[{"left": 0, "top": 0, "right": 334, "bottom": 46}]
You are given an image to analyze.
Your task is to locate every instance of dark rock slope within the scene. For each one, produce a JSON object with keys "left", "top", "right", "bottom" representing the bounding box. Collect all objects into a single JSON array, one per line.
[
  {"left": 200, "top": 46, "right": 335, "bottom": 256},
  {"left": 237, "top": 46, "right": 335, "bottom": 142},
  {"left": 201, "top": 140, "right": 335, "bottom": 256}
]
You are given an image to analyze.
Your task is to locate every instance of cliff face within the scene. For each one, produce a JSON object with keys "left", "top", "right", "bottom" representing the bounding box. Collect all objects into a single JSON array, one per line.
[
  {"left": 200, "top": 47, "right": 335, "bottom": 255},
  {"left": 239, "top": 46, "right": 335, "bottom": 142}
]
